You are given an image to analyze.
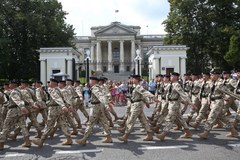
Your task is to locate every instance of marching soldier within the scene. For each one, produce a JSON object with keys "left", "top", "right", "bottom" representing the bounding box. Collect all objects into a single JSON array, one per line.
[
  {"left": 76, "top": 76, "right": 113, "bottom": 145},
  {"left": 151, "top": 74, "right": 171, "bottom": 133},
  {"left": 157, "top": 72, "right": 195, "bottom": 141},
  {"left": 0, "top": 89, "right": 5, "bottom": 131},
  {"left": 198, "top": 70, "right": 238, "bottom": 139},
  {"left": 118, "top": 74, "right": 154, "bottom": 142},
  {"left": 1, "top": 83, "right": 11, "bottom": 123},
  {"left": 180, "top": 73, "right": 192, "bottom": 115},
  {"left": 232, "top": 69, "right": 240, "bottom": 127},
  {"left": 0, "top": 80, "right": 31, "bottom": 150},
  {"left": 32, "top": 78, "right": 73, "bottom": 147},
  {"left": 190, "top": 72, "right": 211, "bottom": 128},
  {"left": 35, "top": 81, "right": 48, "bottom": 127},
  {"left": 73, "top": 80, "right": 89, "bottom": 125}
]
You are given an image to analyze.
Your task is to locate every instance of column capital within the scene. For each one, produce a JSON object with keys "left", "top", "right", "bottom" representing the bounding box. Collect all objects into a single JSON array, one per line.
[
  {"left": 107, "top": 40, "right": 112, "bottom": 43},
  {"left": 120, "top": 40, "right": 124, "bottom": 43},
  {"left": 66, "top": 58, "right": 73, "bottom": 61},
  {"left": 39, "top": 58, "right": 46, "bottom": 61}
]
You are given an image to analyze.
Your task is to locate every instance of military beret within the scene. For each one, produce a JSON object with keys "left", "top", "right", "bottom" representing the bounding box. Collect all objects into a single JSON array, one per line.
[
  {"left": 20, "top": 79, "right": 28, "bottom": 84},
  {"left": 36, "top": 81, "right": 43, "bottom": 85},
  {"left": 50, "top": 78, "right": 59, "bottom": 83},
  {"left": 158, "top": 74, "right": 163, "bottom": 77},
  {"left": 202, "top": 72, "right": 210, "bottom": 76},
  {"left": 59, "top": 80, "right": 66, "bottom": 83},
  {"left": 74, "top": 80, "right": 80, "bottom": 83},
  {"left": 66, "top": 79, "right": 73, "bottom": 82},
  {"left": 163, "top": 74, "right": 170, "bottom": 78},
  {"left": 184, "top": 73, "right": 191, "bottom": 76},
  {"left": 90, "top": 76, "right": 99, "bottom": 81},
  {"left": 9, "top": 79, "right": 18, "bottom": 84},
  {"left": 222, "top": 70, "right": 231, "bottom": 74},
  {"left": 191, "top": 73, "right": 198, "bottom": 76},
  {"left": 171, "top": 72, "right": 180, "bottom": 77},
  {"left": 130, "top": 74, "right": 141, "bottom": 79},
  {"left": 98, "top": 76, "right": 105, "bottom": 81},
  {"left": 210, "top": 69, "right": 221, "bottom": 75}
]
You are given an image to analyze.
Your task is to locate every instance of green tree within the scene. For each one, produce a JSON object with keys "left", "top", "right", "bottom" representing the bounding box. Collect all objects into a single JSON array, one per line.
[
  {"left": 163, "top": 0, "right": 240, "bottom": 73},
  {"left": 0, "top": 0, "right": 75, "bottom": 80},
  {"left": 224, "top": 31, "right": 240, "bottom": 68}
]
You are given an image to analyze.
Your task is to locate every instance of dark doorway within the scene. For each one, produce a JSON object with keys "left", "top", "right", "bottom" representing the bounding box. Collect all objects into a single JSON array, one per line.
[
  {"left": 166, "top": 68, "right": 174, "bottom": 75},
  {"left": 114, "top": 65, "right": 119, "bottom": 73}
]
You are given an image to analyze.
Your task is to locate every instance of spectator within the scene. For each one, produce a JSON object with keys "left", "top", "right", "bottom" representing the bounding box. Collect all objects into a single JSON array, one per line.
[{"left": 148, "top": 79, "right": 156, "bottom": 95}]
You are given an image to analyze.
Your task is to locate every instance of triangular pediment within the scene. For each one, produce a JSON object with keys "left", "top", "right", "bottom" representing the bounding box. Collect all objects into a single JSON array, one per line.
[{"left": 94, "top": 22, "right": 137, "bottom": 36}]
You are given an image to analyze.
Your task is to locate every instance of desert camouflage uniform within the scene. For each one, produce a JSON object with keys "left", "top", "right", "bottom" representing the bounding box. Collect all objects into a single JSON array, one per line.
[
  {"left": 74, "top": 85, "right": 89, "bottom": 120},
  {"left": 0, "top": 88, "right": 30, "bottom": 143},
  {"left": 35, "top": 87, "right": 48, "bottom": 124}
]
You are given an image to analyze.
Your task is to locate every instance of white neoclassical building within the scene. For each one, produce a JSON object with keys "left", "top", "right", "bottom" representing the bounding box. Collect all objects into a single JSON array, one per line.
[
  {"left": 38, "top": 47, "right": 81, "bottom": 85},
  {"left": 147, "top": 45, "right": 188, "bottom": 79},
  {"left": 38, "top": 22, "right": 189, "bottom": 82}
]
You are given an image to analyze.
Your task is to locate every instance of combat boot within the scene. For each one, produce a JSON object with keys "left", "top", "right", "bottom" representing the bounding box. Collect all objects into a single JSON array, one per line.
[
  {"left": 109, "top": 120, "right": 114, "bottom": 127},
  {"left": 32, "top": 138, "right": 44, "bottom": 148},
  {"left": 35, "top": 130, "right": 42, "bottom": 138},
  {"left": 156, "top": 131, "right": 167, "bottom": 141},
  {"left": 151, "top": 126, "right": 160, "bottom": 133},
  {"left": 71, "top": 127, "right": 78, "bottom": 135},
  {"left": 76, "top": 138, "right": 87, "bottom": 145},
  {"left": 186, "top": 116, "right": 192, "bottom": 125},
  {"left": 180, "top": 129, "right": 192, "bottom": 138},
  {"left": 117, "top": 127, "right": 126, "bottom": 134},
  {"left": 76, "top": 122, "right": 82, "bottom": 129},
  {"left": 198, "top": 130, "right": 209, "bottom": 139},
  {"left": 49, "top": 127, "right": 57, "bottom": 138},
  {"left": 173, "top": 123, "right": 182, "bottom": 130},
  {"left": 0, "top": 142, "right": 4, "bottom": 151},
  {"left": 118, "top": 133, "right": 130, "bottom": 142},
  {"left": 62, "top": 136, "right": 73, "bottom": 145},
  {"left": 233, "top": 119, "right": 239, "bottom": 128},
  {"left": 213, "top": 120, "right": 223, "bottom": 129},
  {"left": 143, "top": 132, "right": 153, "bottom": 141},
  {"left": 226, "top": 127, "right": 239, "bottom": 137},
  {"left": 21, "top": 136, "right": 31, "bottom": 147},
  {"left": 189, "top": 122, "right": 200, "bottom": 129},
  {"left": 102, "top": 135, "right": 113, "bottom": 143}
]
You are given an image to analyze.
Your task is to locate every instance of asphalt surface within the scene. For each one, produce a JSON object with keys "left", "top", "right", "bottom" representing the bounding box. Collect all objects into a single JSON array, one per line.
[{"left": 0, "top": 104, "right": 240, "bottom": 160}]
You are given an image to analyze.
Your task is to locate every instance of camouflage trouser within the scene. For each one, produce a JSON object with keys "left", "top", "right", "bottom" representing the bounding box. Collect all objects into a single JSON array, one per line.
[
  {"left": 1, "top": 106, "right": 8, "bottom": 122},
  {"left": 0, "top": 107, "right": 29, "bottom": 143},
  {"left": 104, "top": 107, "right": 113, "bottom": 121},
  {"left": 125, "top": 102, "right": 151, "bottom": 134},
  {"left": 123, "top": 100, "right": 131, "bottom": 120},
  {"left": 25, "top": 105, "right": 41, "bottom": 131},
  {"left": 73, "top": 102, "right": 89, "bottom": 124},
  {"left": 0, "top": 105, "right": 3, "bottom": 131},
  {"left": 187, "top": 95, "right": 201, "bottom": 118},
  {"left": 163, "top": 101, "right": 189, "bottom": 132},
  {"left": 39, "top": 108, "right": 48, "bottom": 123},
  {"left": 195, "top": 98, "right": 210, "bottom": 123},
  {"left": 223, "top": 96, "right": 238, "bottom": 114},
  {"left": 82, "top": 104, "right": 111, "bottom": 140},
  {"left": 234, "top": 100, "right": 240, "bottom": 121},
  {"left": 204, "top": 99, "right": 233, "bottom": 131},
  {"left": 153, "top": 101, "right": 162, "bottom": 121},
  {"left": 156, "top": 100, "right": 169, "bottom": 126},
  {"left": 41, "top": 106, "right": 70, "bottom": 140},
  {"left": 64, "top": 112, "right": 76, "bottom": 128}
]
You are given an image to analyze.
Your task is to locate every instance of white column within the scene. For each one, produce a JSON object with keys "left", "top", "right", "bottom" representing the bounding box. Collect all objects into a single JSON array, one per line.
[
  {"left": 96, "top": 41, "right": 102, "bottom": 72},
  {"left": 180, "top": 57, "right": 186, "bottom": 76},
  {"left": 67, "top": 58, "right": 73, "bottom": 79},
  {"left": 90, "top": 44, "right": 95, "bottom": 71},
  {"left": 40, "top": 59, "right": 47, "bottom": 85},
  {"left": 108, "top": 41, "right": 113, "bottom": 72},
  {"left": 120, "top": 40, "right": 125, "bottom": 72},
  {"left": 76, "top": 64, "right": 80, "bottom": 80},
  {"left": 131, "top": 40, "right": 135, "bottom": 71},
  {"left": 154, "top": 58, "right": 160, "bottom": 75}
]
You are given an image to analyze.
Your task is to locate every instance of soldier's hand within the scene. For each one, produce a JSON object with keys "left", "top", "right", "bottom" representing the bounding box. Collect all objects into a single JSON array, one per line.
[
  {"left": 21, "top": 107, "right": 29, "bottom": 115},
  {"left": 62, "top": 106, "right": 69, "bottom": 112}
]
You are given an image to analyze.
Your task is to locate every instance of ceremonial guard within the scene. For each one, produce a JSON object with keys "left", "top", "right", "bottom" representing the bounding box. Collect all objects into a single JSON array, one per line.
[
  {"left": 0, "top": 80, "right": 31, "bottom": 150},
  {"left": 76, "top": 76, "right": 112, "bottom": 145},
  {"left": 32, "top": 78, "right": 72, "bottom": 147},
  {"left": 118, "top": 74, "right": 154, "bottom": 142}
]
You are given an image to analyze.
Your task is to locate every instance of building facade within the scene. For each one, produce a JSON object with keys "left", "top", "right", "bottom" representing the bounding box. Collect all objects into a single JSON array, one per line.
[{"left": 39, "top": 22, "right": 188, "bottom": 83}]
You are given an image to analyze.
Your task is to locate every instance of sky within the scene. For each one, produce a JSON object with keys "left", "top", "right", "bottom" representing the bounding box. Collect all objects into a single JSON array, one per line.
[{"left": 58, "top": 0, "right": 170, "bottom": 36}]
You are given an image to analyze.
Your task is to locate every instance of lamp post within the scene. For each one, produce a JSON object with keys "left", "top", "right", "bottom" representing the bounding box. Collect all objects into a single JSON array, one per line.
[
  {"left": 85, "top": 49, "right": 91, "bottom": 83},
  {"left": 134, "top": 49, "right": 142, "bottom": 75}
]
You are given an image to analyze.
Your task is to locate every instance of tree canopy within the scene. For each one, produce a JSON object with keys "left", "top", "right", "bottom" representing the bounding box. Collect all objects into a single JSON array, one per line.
[
  {"left": 0, "top": 0, "right": 75, "bottom": 80},
  {"left": 163, "top": 0, "right": 240, "bottom": 73}
]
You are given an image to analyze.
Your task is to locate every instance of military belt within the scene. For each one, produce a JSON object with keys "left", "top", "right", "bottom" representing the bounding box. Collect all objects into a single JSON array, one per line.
[
  {"left": 131, "top": 99, "right": 142, "bottom": 103},
  {"left": 191, "top": 92, "right": 199, "bottom": 95},
  {"left": 168, "top": 98, "right": 178, "bottom": 101},
  {"left": 8, "top": 105, "right": 18, "bottom": 109},
  {"left": 91, "top": 101, "right": 101, "bottom": 104},
  {"left": 210, "top": 96, "right": 222, "bottom": 101}
]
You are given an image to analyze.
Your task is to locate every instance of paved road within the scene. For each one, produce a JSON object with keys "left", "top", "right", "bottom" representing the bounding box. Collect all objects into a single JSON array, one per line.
[{"left": 1, "top": 105, "right": 240, "bottom": 160}]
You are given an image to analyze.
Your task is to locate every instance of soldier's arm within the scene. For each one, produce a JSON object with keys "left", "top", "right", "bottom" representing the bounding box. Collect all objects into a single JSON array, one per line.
[
  {"left": 175, "top": 84, "right": 191, "bottom": 103},
  {"left": 11, "top": 91, "right": 25, "bottom": 108},
  {"left": 51, "top": 89, "right": 65, "bottom": 108},
  {"left": 35, "top": 88, "right": 43, "bottom": 102},
  {"left": 76, "top": 87, "right": 83, "bottom": 101},
  {"left": 92, "top": 86, "right": 108, "bottom": 104}
]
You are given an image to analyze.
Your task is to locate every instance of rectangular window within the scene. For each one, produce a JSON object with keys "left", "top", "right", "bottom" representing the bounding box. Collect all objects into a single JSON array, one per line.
[
  {"left": 103, "top": 66, "right": 107, "bottom": 72},
  {"left": 126, "top": 66, "right": 130, "bottom": 72}
]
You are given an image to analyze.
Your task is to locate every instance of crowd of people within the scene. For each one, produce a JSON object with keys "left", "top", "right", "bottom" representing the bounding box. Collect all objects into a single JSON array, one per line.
[{"left": 0, "top": 68, "right": 240, "bottom": 150}]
